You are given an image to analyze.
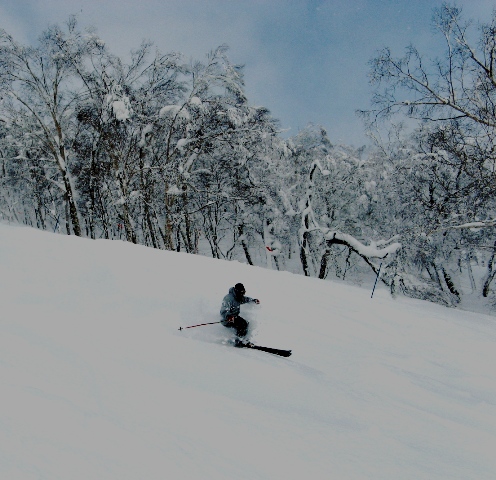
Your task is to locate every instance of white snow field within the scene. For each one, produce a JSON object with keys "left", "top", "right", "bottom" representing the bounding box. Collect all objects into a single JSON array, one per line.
[{"left": 1, "top": 223, "right": 495, "bottom": 480}]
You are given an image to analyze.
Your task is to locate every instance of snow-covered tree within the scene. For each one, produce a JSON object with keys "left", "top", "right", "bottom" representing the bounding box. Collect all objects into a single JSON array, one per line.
[
  {"left": 364, "top": 3, "right": 496, "bottom": 301},
  {"left": 4, "top": 13, "right": 496, "bottom": 311},
  {"left": 282, "top": 125, "right": 401, "bottom": 279},
  {"left": 0, "top": 18, "right": 105, "bottom": 235}
]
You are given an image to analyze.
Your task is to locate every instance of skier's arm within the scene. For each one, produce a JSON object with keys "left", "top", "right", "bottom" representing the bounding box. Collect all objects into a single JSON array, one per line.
[{"left": 242, "top": 296, "right": 260, "bottom": 305}]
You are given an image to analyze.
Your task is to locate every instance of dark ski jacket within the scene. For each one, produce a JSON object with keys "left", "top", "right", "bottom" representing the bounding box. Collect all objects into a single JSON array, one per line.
[{"left": 220, "top": 287, "right": 256, "bottom": 325}]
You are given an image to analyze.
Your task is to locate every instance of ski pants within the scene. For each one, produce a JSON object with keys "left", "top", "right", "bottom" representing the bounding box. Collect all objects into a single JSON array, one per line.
[{"left": 224, "top": 315, "right": 249, "bottom": 338}]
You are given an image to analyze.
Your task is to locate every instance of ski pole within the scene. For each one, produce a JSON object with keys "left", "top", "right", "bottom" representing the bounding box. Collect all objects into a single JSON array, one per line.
[
  {"left": 371, "top": 263, "right": 382, "bottom": 298},
  {"left": 178, "top": 321, "right": 222, "bottom": 331}
]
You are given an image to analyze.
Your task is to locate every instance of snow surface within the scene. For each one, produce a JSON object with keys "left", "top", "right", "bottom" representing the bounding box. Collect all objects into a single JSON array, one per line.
[{"left": 0, "top": 223, "right": 495, "bottom": 480}]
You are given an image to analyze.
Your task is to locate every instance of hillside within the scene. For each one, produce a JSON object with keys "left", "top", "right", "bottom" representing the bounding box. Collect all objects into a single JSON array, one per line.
[{"left": 0, "top": 223, "right": 495, "bottom": 479}]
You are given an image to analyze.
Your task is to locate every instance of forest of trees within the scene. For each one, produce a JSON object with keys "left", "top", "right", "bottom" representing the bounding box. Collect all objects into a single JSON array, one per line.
[{"left": 1, "top": 4, "right": 496, "bottom": 311}]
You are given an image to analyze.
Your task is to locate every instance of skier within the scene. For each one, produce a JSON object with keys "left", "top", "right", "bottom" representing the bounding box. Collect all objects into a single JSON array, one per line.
[{"left": 220, "top": 283, "right": 260, "bottom": 346}]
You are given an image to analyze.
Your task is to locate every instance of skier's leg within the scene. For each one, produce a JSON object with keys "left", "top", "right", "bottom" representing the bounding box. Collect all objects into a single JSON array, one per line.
[{"left": 234, "top": 316, "right": 249, "bottom": 338}]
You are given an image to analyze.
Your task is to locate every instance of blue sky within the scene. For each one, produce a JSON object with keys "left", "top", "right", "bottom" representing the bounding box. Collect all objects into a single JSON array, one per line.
[{"left": 1, "top": 0, "right": 494, "bottom": 146}]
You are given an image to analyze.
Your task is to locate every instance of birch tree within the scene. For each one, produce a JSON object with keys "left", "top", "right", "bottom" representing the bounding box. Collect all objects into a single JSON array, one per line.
[
  {"left": 0, "top": 18, "right": 104, "bottom": 235},
  {"left": 365, "top": 3, "right": 496, "bottom": 299}
]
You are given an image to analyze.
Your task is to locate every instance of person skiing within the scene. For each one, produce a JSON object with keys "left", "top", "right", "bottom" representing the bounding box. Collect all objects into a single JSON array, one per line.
[{"left": 220, "top": 283, "right": 260, "bottom": 346}]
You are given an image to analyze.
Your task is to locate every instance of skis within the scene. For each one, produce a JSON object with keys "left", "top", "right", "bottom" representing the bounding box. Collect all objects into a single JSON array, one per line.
[
  {"left": 236, "top": 341, "right": 292, "bottom": 357},
  {"left": 249, "top": 345, "right": 292, "bottom": 357},
  {"left": 178, "top": 322, "right": 292, "bottom": 357}
]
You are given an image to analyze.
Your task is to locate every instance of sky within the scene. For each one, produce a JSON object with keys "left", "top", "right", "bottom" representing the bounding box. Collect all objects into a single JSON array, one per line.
[{"left": 1, "top": 0, "right": 495, "bottom": 146}]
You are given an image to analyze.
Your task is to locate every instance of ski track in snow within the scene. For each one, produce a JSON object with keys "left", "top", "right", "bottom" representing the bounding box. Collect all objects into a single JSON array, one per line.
[{"left": 0, "top": 223, "right": 495, "bottom": 479}]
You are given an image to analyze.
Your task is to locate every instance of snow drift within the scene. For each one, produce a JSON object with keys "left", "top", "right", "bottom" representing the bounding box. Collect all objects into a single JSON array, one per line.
[{"left": 0, "top": 223, "right": 495, "bottom": 479}]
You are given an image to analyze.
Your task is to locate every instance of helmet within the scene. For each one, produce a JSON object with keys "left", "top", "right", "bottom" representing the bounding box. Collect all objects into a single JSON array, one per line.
[{"left": 234, "top": 283, "right": 245, "bottom": 296}]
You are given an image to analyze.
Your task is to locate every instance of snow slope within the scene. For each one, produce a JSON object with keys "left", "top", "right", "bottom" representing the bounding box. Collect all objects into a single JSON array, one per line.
[{"left": 0, "top": 223, "right": 495, "bottom": 480}]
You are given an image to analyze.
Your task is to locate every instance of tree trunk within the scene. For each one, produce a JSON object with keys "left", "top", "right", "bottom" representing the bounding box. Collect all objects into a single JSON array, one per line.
[
  {"left": 300, "top": 232, "right": 310, "bottom": 277},
  {"left": 64, "top": 193, "right": 71, "bottom": 235},
  {"left": 56, "top": 131, "right": 81, "bottom": 237},
  {"left": 115, "top": 173, "right": 136, "bottom": 244},
  {"left": 238, "top": 225, "right": 253, "bottom": 265},
  {"left": 58, "top": 172, "right": 81, "bottom": 236},
  {"left": 465, "top": 253, "right": 476, "bottom": 293},
  {"left": 183, "top": 193, "right": 194, "bottom": 253},
  {"left": 482, "top": 240, "right": 496, "bottom": 297},
  {"left": 263, "top": 219, "right": 273, "bottom": 270},
  {"left": 319, "top": 248, "right": 330, "bottom": 279},
  {"left": 144, "top": 202, "right": 158, "bottom": 249},
  {"left": 164, "top": 190, "right": 175, "bottom": 250}
]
